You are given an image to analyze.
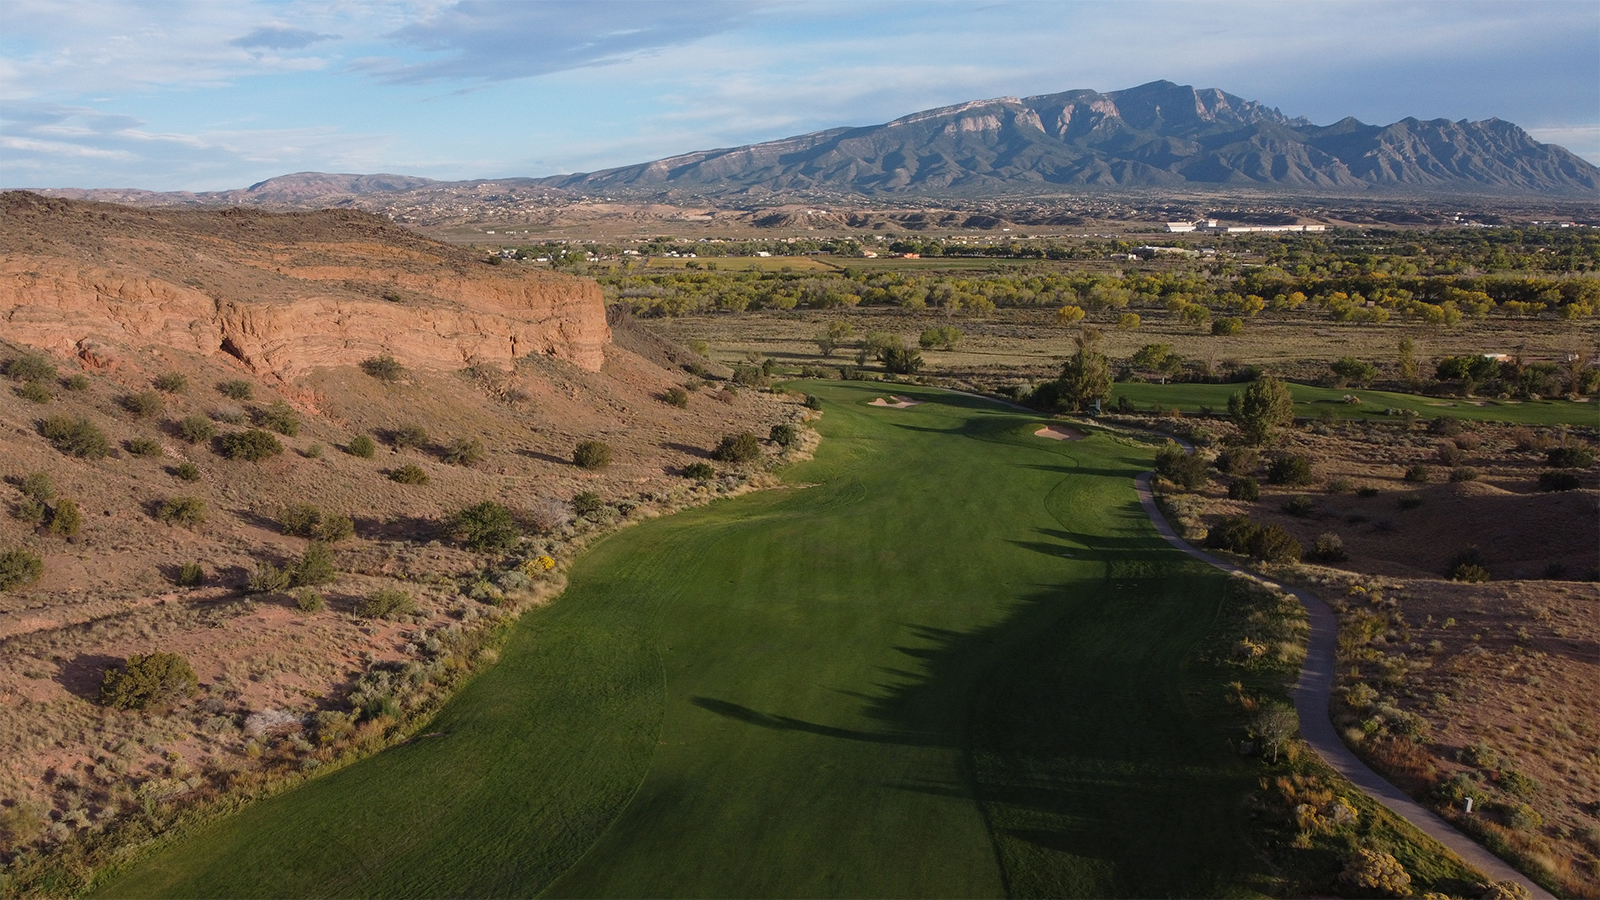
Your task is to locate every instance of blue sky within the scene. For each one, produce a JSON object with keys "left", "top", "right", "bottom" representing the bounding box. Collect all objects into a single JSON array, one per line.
[{"left": 2, "top": 0, "right": 1596, "bottom": 191}]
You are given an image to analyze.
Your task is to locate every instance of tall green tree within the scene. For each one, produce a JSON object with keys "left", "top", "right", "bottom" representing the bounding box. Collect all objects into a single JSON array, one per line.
[
  {"left": 1054, "top": 327, "right": 1112, "bottom": 412},
  {"left": 1228, "top": 375, "right": 1295, "bottom": 445}
]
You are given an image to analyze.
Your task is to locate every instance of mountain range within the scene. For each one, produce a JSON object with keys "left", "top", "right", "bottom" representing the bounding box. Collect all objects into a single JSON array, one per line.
[{"left": 35, "top": 82, "right": 1599, "bottom": 205}]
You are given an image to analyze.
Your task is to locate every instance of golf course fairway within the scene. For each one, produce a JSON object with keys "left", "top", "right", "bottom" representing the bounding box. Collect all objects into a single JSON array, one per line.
[{"left": 95, "top": 382, "right": 1278, "bottom": 898}]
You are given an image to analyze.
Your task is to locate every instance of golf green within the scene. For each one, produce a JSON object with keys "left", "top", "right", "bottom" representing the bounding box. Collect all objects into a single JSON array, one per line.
[{"left": 96, "top": 382, "right": 1272, "bottom": 898}]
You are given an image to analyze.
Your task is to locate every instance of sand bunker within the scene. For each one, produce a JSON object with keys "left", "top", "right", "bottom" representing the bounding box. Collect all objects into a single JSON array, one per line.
[
  {"left": 868, "top": 396, "right": 921, "bottom": 408},
  {"left": 1034, "top": 424, "right": 1085, "bottom": 441}
]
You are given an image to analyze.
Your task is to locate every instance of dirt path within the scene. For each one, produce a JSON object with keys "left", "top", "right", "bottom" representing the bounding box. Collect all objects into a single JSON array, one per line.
[{"left": 1133, "top": 472, "right": 1553, "bottom": 898}]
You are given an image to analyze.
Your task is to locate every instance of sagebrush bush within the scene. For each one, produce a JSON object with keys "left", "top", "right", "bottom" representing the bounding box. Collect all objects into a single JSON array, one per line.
[
  {"left": 1310, "top": 532, "right": 1348, "bottom": 562},
  {"left": 804, "top": 394, "right": 823, "bottom": 410},
  {"left": 125, "top": 437, "right": 163, "bottom": 458},
  {"left": 245, "top": 562, "right": 291, "bottom": 594},
  {"left": 1538, "top": 471, "right": 1580, "bottom": 492},
  {"left": 177, "top": 414, "right": 215, "bottom": 444},
  {"left": 1154, "top": 443, "right": 1209, "bottom": 490},
  {"left": 3, "top": 353, "right": 56, "bottom": 383},
  {"left": 64, "top": 373, "right": 89, "bottom": 391},
  {"left": 19, "top": 472, "right": 54, "bottom": 503},
  {"left": 1435, "top": 441, "right": 1464, "bottom": 467},
  {"left": 1403, "top": 463, "right": 1431, "bottom": 483},
  {"left": 683, "top": 462, "right": 715, "bottom": 480},
  {"left": 254, "top": 400, "right": 300, "bottom": 436},
  {"left": 1547, "top": 445, "right": 1595, "bottom": 468},
  {"left": 295, "top": 589, "right": 325, "bottom": 614},
  {"left": 12, "top": 498, "right": 45, "bottom": 526},
  {"left": 449, "top": 501, "right": 520, "bottom": 552},
  {"left": 389, "top": 464, "right": 429, "bottom": 485},
  {"left": 443, "top": 437, "right": 485, "bottom": 467},
  {"left": 573, "top": 440, "right": 612, "bottom": 470},
  {"left": 357, "top": 587, "right": 415, "bottom": 619},
  {"left": 361, "top": 354, "right": 405, "bottom": 382},
  {"left": 292, "top": 541, "right": 337, "bottom": 587},
  {"left": 347, "top": 434, "right": 376, "bottom": 458},
  {"left": 218, "top": 428, "right": 283, "bottom": 461},
  {"left": 1326, "top": 476, "right": 1353, "bottom": 494},
  {"left": 1397, "top": 494, "right": 1424, "bottom": 510},
  {"left": 40, "top": 416, "right": 109, "bottom": 458},
  {"left": 0, "top": 548, "right": 44, "bottom": 591},
  {"left": 98, "top": 652, "right": 197, "bottom": 710},
  {"left": 571, "top": 491, "right": 604, "bottom": 518},
  {"left": 156, "top": 496, "right": 207, "bottom": 528},
  {"left": 173, "top": 462, "right": 201, "bottom": 481},
  {"left": 15, "top": 382, "right": 50, "bottom": 404},
  {"left": 280, "top": 504, "right": 355, "bottom": 541},
  {"left": 713, "top": 432, "right": 762, "bottom": 463},
  {"left": 175, "top": 562, "right": 204, "bottom": 587},
  {"left": 121, "top": 391, "right": 164, "bottom": 419},
  {"left": 1266, "top": 454, "right": 1314, "bottom": 485},
  {"left": 1426, "top": 416, "right": 1463, "bottom": 437},
  {"left": 770, "top": 423, "right": 799, "bottom": 448},
  {"left": 153, "top": 372, "right": 188, "bottom": 393},
  {"left": 1215, "top": 447, "right": 1259, "bottom": 475},
  {"left": 1338, "top": 848, "right": 1411, "bottom": 898},
  {"left": 390, "top": 424, "right": 429, "bottom": 449},
  {"left": 1228, "top": 476, "right": 1260, "bottom": 501},
  {"left": 218, "top": 379, "right": 254, "bottom": 400},
  {"left": 1449, "top": 467, "right": 1479, "bottom": 483},
  {"left": 663, "top": 387, "right": 689, "bottom": 408},
  {"left": 48, "top": 499, "right": 81, "bottom": 537},
  {"left": 1281, "top": 494, "right": 1315, "bottom": 517}
]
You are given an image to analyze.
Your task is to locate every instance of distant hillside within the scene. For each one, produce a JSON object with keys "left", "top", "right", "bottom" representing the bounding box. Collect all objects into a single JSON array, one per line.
[{"left": 542, "top": 81, "right": 1600, "bottom": 197}]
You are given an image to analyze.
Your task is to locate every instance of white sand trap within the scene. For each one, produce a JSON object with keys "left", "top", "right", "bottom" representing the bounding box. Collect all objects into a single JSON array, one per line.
[
  {"left": 868, "top": 396, "right": 921, "bottom": 408},
  {"left": 1034, "top": 424, "right": 1085, "bottom": 441}
]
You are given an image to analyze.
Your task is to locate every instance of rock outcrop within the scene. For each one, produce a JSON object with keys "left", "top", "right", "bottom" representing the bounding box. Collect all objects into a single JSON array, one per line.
[{"left": 0, "top": 192, "right": 609, "bottom": 378}]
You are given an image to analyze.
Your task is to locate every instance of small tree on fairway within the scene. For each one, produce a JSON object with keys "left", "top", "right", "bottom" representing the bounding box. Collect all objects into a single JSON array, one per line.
[
  {"left": 1053, "top": 327, "right": 1112, "bottom": 412},
  {"left": 1253, "top": 702, "right": 1298, "bottom": 762},
  {"left": 1229, "top": 375, "right": 1294, "bottom": 445}
]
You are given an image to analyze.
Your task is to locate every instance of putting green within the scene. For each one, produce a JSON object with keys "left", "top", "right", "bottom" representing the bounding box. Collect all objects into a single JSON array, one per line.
[{"left": 96, "top": 382, "right": 1273, "bottom": 899}]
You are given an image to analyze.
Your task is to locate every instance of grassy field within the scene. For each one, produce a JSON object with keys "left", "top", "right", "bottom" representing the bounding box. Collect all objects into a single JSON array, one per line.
[
  {"left": 1108, "top": 381, "right": 1597, "bottom": 426},
  {"left": 92, "top": 384, "right": 1469, "bottom": 898}
]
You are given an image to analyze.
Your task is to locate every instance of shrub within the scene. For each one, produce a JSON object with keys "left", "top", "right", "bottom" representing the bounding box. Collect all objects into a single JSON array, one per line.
[
  {"left": 1338, "top": 848, "right": 1411, "bottom": 898},
  {"left": 1266, "top": 454, "right": 1314, "bottom": 485},
  {"left": 175, "top": 562, "right": 204, "bottom": 587},
  {"left": 98, "top": 652, "right": 197, "bottom": 710},
  {"left": 570, "top": 491, "right": 605, "bottom": 519},
  {"left": 1326, "top": 476, "right": 1353, "bottom": 494},
  {"left": 0, "top": 548, "right": 44, "bottom": 591},
  {"left": 1210, "top": 316, "right": 1243, "bottom": 336},
  {"left": 218, "top": 379, "right": 255, "bottom": 400},
  {"left": 246, "top": 562, "right": 291, "bottom": 593},
  {"left": 347, "top": 434, "right": 377, "bottom": 458},
  {"left": 1356, "top": 485, "right": 1380, "bottom": 498},
  {"left": 252, "top": 400, "right": 299, "bottom": 437},
  {"left": 1207, "top": 516, "right": 1261, "bottom": 555},
  {"left": 48, "top": 499, "right": 81, "bottom": 537},
  {"left": 919, "top": 326, "right": 963, "bottom": 350},
  {"left": 212, "top": 405, "right": 246, "bottom": 425},
  {"left": 173, "top": 462, "right": 201, "bottom": 481},
  {"left": 713, "top": 432, "right": 763, "bottom": 463},
  {"left": 19, "top": 472, "right": 54, "bottom": 503},
  {"left": 1503, "top": 802, "right": 1543, "bottom": 832},
  {"left": 1330, "top": 356, "right": 1378, "bottom": 387},
  {"left": 12, "top": 498, "right": 45, "bottom": 526},
  {"left": 40, "top": 416, "right": 109, "bottom": 458},
  {"left": 804, "top": 394, "right": 823, "bottom": 410},
  {"left": 664, "top": 387, "right": 689, "bottom": 408},
  {"left": 1310, "top": 532, "right": 1348, "bottom": 562},
  {"left": 125, "top": 437, "right": 163, "bottom": 458},
  {"left": 880, "top": 345, "right": 922, "bottom": 375},
  {"left": 770, "top": 423, "right": 798, "bottom": 448},
  {"left": 1228, "top": 376, "right": 1294, "bottom": 445},
  {"left": 389, "top": 464, "right": 429, "bottom": 485},
  {"left": 1228, "top": 476, "right": 1260, "bottom": 501},
  {"left": 1215, "top": 447, "right": 1259, "bottom": 475},
  {"left": 177, "top": 414, "right": 215, "bottom": 444},
  {"left": 1154, "top": 443, "right": 1209, "bottom": 490},
  {"left": 218, "top": 428, "right": 283, "bottom": 461},
  {"left": 683, "top": 462, "right": 715, "bottom": 481},
  {"left": 3, "top": 353, "right": 56, "bottom": 383},
  {"left": 443, "top": 437, "right": 485, "bottom": 467},
  {"left": 156, "top": 496, "right": 207, "bottom": 528},
  {"left": 361, "top": 354, "right": 406, "bottom": 382},
  {"left": 1450, "top": 547, "right": 1490, "bottom": 582},
  {"left": 153, "top": 372, "right": 188, "bottom": 393},
  {"left": 1250, "top": 524, "right": 1302, "bottom": 563},
  {"left": 450, "top": 501, "right": 521, "bottom": 553},
  {"left": 15, "top": 382, "right": 50, "bottom": 404},
  {"left": 1435, "top": 441, "right": 1464, "bottom": 467},
  {"left": 1547, "top": 445, "right": 1595, "bottom": 468},
  {"left": 64, "top": 373, "right": 89, "bottom": 391},
  {"left": 1427, "top": 416, "right": 1463, "bottom": 437},
  {"left": 1537, "top": 471, "right": 1580, "bottom": 492},
  {"left": 390, "top": 424, "right": 429, "bottom": 449},
  {"left": 1403, "top": 463, "right": 1431, "bottom": 483},
  {"left": 1281, "top": 494, "right": 1315, "bottom": 517},
  {"left": 1449, "top": 467, "right": 1479, "bottom": 483},
  {"left": 304, "top": 443, "right": 322, "bottom": 459},
  {"left": 292, "top": 542, "right": 337, "bottom": 587},
  {"left": 295, "top": 589, "right": 325, "bottom": 614},
  {"left": 121, "top": 391, "right": 164, "bottom": 419},
  {"left": 357, "top": 587, "right": 416, "bottom": 619},
  {"left": 1397, "top": 494, "right": 1423, "bottom": 510},
  {"left": 279, "top": 503, "right": 322, "bottom": 537}
]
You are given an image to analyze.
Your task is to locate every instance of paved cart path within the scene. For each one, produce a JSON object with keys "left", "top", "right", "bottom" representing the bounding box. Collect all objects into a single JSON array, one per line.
[{"left": 1133, "top": 471, "right": 1553, "bottom": 899}]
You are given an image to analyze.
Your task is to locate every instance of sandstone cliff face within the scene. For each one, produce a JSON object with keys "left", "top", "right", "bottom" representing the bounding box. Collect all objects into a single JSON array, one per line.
[{"left": 0, "top": 193, "right": 609, "bottom": 378}]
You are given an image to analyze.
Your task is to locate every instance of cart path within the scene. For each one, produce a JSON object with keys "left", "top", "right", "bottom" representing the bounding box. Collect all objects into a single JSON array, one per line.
[{"left": 1133, "top": 471, "right": 1553, "bottom": 898}]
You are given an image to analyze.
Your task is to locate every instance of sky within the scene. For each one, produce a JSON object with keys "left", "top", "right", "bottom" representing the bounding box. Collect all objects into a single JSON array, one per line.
[{"left": 1, "top": 0, "right": 1597, "bottom": 192}]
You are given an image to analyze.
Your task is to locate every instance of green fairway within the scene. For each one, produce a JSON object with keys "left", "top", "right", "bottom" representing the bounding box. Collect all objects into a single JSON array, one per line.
[
  {"left": 97, "top": 383, "right": 1280, "bottom": 898},
  {"left": 1109, "top": 380, "right": 1597, "bottom": 426}
]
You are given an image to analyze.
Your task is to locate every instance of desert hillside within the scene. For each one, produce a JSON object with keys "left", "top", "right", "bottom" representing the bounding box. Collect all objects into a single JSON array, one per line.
[{"left": 0, "top": 195, "right": 803, "bottom": 872}]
